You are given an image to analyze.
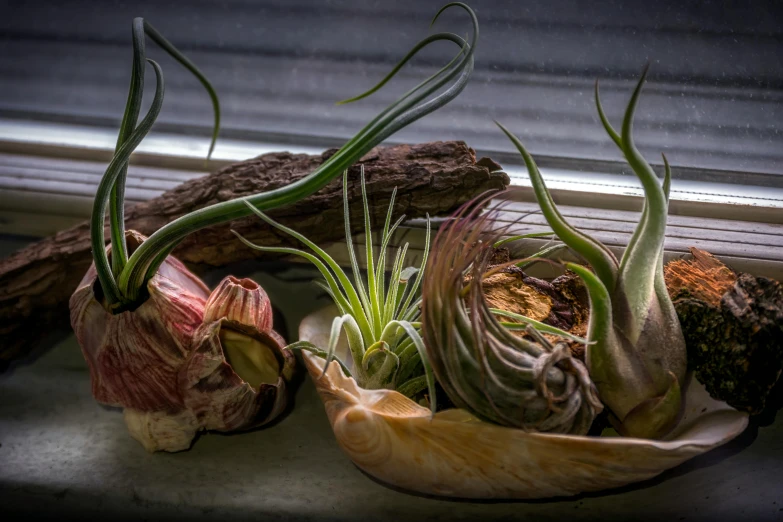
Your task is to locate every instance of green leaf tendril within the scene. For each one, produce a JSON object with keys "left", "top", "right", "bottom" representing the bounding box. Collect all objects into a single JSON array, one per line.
[{"left": 90, "top": 4, "right": 477, "bottom": 310}]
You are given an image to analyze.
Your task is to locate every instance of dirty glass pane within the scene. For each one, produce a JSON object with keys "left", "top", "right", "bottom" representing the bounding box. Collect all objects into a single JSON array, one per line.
[{"left": 1, "top": 0, "right": 781, "bottom": 183}]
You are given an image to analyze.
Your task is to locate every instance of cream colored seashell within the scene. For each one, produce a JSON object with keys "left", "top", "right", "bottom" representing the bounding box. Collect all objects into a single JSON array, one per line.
[{"left": 299, "top": 305, "right": 750, "bottom": 499}]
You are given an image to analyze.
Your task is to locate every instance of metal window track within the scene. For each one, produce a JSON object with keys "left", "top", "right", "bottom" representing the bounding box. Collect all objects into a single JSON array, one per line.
[{"left": 0, "top": 120, "right": 781, "bottom": 280}]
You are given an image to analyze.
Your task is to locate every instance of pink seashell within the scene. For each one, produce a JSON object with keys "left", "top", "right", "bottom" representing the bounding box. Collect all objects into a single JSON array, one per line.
[
  {"left": 181, "top": 320, "right": 295, "bottom": 432},
  {"left": 203, "top": 275, "right": 274, "bottom": 334},
  {"left": 70, "top": 231, "right": 209, "bottom": 412},
  {"left": 69, "top": 231, "right": 295, "bottom": 452},
  {"left": 181, "top": 275, "right": 296, "bottom": 432}
]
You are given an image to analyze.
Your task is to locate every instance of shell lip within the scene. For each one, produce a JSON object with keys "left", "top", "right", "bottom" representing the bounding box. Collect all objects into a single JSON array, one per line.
[
  {"left": 214, "top": 318, "right": 293, "bottom": 390},
  {"left": 223, "top": 275, "right": 260, "bottom": 291},
  {"left": 89, "top": 231, "right": 150, "bottom": 313},
  {"left": 303, "top": 350, "right": 748, "bottom": 450},
  {"left": 91, "top": 275, "right": 150, "bottom": 314},
  {"left": 88, "top": 229, "right": 209, "bottom": 314}
]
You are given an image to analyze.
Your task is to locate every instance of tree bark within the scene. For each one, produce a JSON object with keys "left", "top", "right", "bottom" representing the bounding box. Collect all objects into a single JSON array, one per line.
[
  {"left": 665, "top": 247, "right": 783, "bottom": 414},
  {"left": 478, "top": 253, "right": 590, "bottom": 361},
  {"left": 0, "top": 141, "right": 509, "bottom": 369}
]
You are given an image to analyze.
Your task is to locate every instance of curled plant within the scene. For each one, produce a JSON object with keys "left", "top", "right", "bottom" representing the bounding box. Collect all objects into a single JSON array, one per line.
[
  {"left": 496, "top": 64, "right": 687, "bottom": 439},
  {"left": 420, "top": 195, "right": 603, "bottom": 434},
  {"left": 234, "top": 168, "right": 435, "bottom": 406},
  {"left": 90, "top": 2, "right": 479, "bottom": 312}
]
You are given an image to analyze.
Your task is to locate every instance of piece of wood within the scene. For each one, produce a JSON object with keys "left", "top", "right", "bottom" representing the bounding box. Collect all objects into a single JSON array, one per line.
[
  {"left": 0, "top": 141, "right": 509, "bottom": 369},
  {"left": 665, "top": 247, "right": 783, "bottom": 414},
  {"left": 477, "top": 248, "right": 590, "bottom": 360}
]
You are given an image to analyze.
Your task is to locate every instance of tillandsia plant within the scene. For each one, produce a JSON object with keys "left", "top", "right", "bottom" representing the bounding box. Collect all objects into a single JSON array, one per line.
[
  {"left": 91, "top": 2, "right": 478, "bottom": 311},
  {"left": 233, "top": 168, "right": 436, "bottom": 408},
  {"left": 421, "top": 195, "right": 603, "bottom": 434},
  {"left": 70, "top": 4, "right": 479, "bottom": 451},
  {"left": 496, "top": 64, "right": 688, "bottom": 439}
]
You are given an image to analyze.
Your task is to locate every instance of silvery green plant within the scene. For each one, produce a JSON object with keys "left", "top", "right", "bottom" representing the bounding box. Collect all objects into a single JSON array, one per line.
[
  {"left": 496, "top": 65, "right": 687, "bottom": 439},
  {"left": 234, "top": 168, "right": 435, "bottom": 408},
  {"left": 420, "top": 195, "right": 602, "bottom": 434}
]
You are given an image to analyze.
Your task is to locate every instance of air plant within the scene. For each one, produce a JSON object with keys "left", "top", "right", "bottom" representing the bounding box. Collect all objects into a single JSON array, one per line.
[
  {"left": 71, "top": 231, "right": 295, "bottom": 452},
  {"left": 233, "top": 168, "right": 436, "bottom": 407},
  {"left": 496, "top": 64, "right": 688, "bottom": 439},
  {"left": 89, "top": 2, "right": 478, "bottom": 312},
  {"left": 70, "top": 3, "right": 478, "bottom": 450},
  {"left": 421, "top": 195, "right": 603, "bottom": 434}
]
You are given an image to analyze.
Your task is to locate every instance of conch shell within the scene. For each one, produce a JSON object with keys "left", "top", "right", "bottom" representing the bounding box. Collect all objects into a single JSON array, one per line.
[
  {"left": 70, "top": 231, "right": 294, "bottom": 452},
  {"left": 300, "top": 305, "right": 748, "bottom": 499}
]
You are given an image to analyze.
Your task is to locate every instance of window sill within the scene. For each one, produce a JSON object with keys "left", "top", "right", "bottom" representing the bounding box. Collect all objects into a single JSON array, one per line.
[{"left": 1, "top": 119, "right": 781, "bottom": 280}]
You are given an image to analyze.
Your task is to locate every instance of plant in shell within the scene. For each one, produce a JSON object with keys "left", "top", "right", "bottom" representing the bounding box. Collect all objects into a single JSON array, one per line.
[
  {"left": 495, "top": 64, "right": 688, "bottom": 439},
  {"left": 421, "top": 195, "right": 603, "bottom": 434},
  {"left": 233, "top": 168, "right": 435, "bottom": 406},
  {"left": 70, "top": 3, "right": 478, "bottom": 450},
  {"left": 72, "top": 244, "right": 296, "bottom": 452}
]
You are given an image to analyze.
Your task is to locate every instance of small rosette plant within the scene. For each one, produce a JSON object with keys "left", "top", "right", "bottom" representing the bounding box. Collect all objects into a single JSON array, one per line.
[{"left": 233, "top": 168, "right": 436, "bottom": 406}]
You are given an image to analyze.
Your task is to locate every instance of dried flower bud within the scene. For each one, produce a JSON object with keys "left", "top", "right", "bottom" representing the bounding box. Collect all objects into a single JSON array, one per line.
[{"left": 181, "top": 276, "right": 296, "bottom": 432}]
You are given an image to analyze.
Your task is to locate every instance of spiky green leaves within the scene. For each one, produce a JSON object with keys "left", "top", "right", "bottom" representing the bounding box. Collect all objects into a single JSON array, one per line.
[
  {"left": 496, "top": 123, "right": 619, "bottom": 291},
  {"left": 498, "top": 66, "right": 687, "bottom": 439},
  {"left": 234, "top": 168, "right": 436, "bottom": 410},
  {"left": 595, "top": 65, "right": 668, "bottom": 345}
]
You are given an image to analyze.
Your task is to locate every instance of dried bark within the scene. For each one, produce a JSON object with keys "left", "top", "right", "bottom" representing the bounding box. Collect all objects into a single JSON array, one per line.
[
  {"left": 478, "top": 248, "right": 590, "bottom": 359},
  {"left": 665, "top": 247, "right": 783, "bottom": 414},
  {"left": 0, "top": 141, "right": 509, "bottom": 369}
]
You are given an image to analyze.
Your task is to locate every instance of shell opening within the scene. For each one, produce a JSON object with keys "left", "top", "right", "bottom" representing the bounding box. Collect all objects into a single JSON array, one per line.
[
  {"left": 226, "top": 275, "right": 260, "bottom": 291},
  {"left": 219, "top": 328, "right": 281, "bottom": 387},
  {"left": 95, "top": 232, "right": 151, "bottom": 313}
]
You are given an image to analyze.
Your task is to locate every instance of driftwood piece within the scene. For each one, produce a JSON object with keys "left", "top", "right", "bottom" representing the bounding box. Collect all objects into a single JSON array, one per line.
[
  {"left": 0, "top": 141, "right": 509, "bottom": 369},
  {"left": 665, "top": 247, "right": 783, "bottom": 414}
]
